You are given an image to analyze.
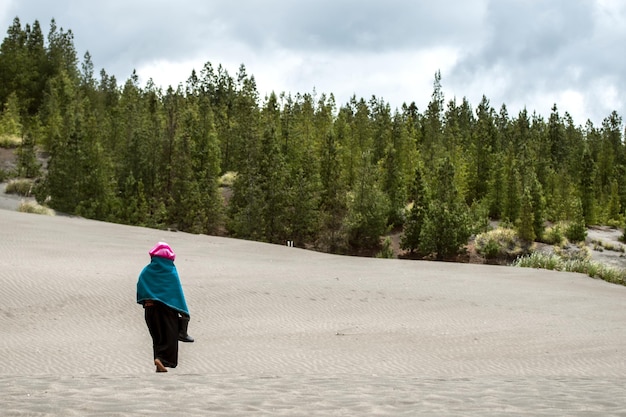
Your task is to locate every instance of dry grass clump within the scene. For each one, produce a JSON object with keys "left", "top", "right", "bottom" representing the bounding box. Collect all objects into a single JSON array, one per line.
[
  {"left": 591, "top": 239, "right": 626, "bottom": 253},
  {"left": 18, "top": 201, "right": 55, "bottom": 216},
  {"left": 5, "top": 178, "right": 35, "bottom": 197}
]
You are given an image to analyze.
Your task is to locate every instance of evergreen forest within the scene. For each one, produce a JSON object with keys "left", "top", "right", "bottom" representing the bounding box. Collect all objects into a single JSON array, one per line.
[{"left": 1, "top": 18, "right": 625, "bottom": 259}]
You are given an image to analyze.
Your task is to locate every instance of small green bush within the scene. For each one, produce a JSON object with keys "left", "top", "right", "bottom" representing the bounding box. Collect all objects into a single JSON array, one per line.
[
  {"left": 375, "top": 237, "right": 395, "bottom": 259},
  {"left": 565, "top": 220, "right": 587, "bottom": 243},
  {"left": 541, "top": 223, "right": 566, "bottom": 246}
]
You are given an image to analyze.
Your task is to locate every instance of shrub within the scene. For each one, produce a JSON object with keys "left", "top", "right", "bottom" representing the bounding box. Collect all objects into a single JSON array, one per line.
[
  {"left": 565, "top": 220, "right": 587, "bottom": 243},
  {"left": 541, "top": 223, "right": 566, "bottom": 246},
  {"left": 375, "top": 237, "right": 395, "bottom": 259},
  {"left": 420, "top": 201, "right": 471, "bottom": 260}
]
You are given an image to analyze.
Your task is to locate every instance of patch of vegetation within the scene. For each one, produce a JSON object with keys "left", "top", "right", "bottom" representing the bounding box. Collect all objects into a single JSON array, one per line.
[
  {"left": 0, "top": 134, "right": 20, "bottom": 148},
  {"left": 513, "top": 252, "right": 626, "bottom": 286},
  {"left": 375, "top": 237, "right": 395, "bottom": 259},
  {"left": 0, "top": 168, "right": 10, "bottom": 183},
  {"left": 540, "top": 223, "right": 566, "bottom": 246},
  {"left": 18, "top": 200, "right": 55, "bottom": 215},
  {"left": 564, "top": 209, "right": 587, "bottom": 242},
  {"left": 552, "top": 242, "right": 591, "bottom": 262},
  {"left": 219, "top": 171, "right": 237, "bottom": 187},
  {"left": 591, "top": 239, "right": 626, "bottom": 253},
  {"left": 474, "top": 227, "right": 530, "bottom": 260},
  {"left": 5, "top": 178, "right": 36, "bottom": 196}
]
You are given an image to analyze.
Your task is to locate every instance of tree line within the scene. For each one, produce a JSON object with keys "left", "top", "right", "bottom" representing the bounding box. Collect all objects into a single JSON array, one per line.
[{"left": 1, "top": 18, "right": 624, "bottom": 258}]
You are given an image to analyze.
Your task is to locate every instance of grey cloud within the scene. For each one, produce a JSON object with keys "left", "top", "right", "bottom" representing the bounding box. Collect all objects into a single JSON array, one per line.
[
  {"left": 211, "top": 1, "right": 486, "bottom": 52},
  {"left": 447, "top": 0, "right": 626, "bottom": 122}
]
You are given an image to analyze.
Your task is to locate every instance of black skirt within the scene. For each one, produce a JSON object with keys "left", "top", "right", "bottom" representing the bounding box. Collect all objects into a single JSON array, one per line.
[{"left": 144, "top": 301, "right": 179, "bottom": 368}]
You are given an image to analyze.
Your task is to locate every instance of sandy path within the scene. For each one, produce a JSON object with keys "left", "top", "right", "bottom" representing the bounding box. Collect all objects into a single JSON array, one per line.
[{"left": 1, "top": 209, "right": 625, "bottom": 415}]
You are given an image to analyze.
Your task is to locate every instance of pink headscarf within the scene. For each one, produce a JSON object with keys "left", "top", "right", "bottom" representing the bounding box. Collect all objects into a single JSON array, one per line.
[{"left": 149, "top": 242, "right": 176, "bottom": 261}]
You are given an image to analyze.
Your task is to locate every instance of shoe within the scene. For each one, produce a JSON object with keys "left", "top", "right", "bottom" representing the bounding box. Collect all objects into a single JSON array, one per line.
[
  {"left": 179, "top": 333, "right": 194, "bottom": 343},
  {"left": 154, "top": 358, "right": 168, "bottom": 373}
]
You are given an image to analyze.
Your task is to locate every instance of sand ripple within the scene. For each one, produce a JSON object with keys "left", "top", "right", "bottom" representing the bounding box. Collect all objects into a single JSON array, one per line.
[
  {"left": 1, "top": 374, "right": 625, "bottom": 416},
  {"left": 2, "top": 210, "right": 626, "bottom": 414}
]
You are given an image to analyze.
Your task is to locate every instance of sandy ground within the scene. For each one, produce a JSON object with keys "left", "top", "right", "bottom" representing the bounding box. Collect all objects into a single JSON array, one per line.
[{"left": 1, "top": 208, "right": 626, "bottom": 416}]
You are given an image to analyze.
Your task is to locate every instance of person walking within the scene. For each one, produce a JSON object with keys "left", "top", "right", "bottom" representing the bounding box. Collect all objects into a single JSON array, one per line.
[{"left": 137, "top": 242, "right": 194, "bottom": 373}]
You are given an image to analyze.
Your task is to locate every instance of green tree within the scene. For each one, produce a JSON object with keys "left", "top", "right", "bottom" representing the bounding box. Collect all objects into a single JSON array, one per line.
[
  {"left": 503, "top": 154, "right": 521, "bottom": 223},
  {"left": 606, "top": 179, "right": 622, "bottom": 223},
  {"left": 529, "top": 172, "right": 546, "bottom": 239},
  {"left": 469, "top": 95, "right": 496, "bottom": 201},
  {"left": 420, "top": 157, "right": 471, "bottom": 260},
  {"left": 16, "top": 131, "right": 41, "bottom": 178},
  {"left": 0, "top": 92, "right": 22, "bottom": 139},
  {"left": 38, "top": 69, "right": 114, "bottom": 218},
  {"left": 168, "top": 86, "right": 223, "bottom": 234},
  {"left": 566, "top": 196, "right": 587, "bottom": 242},
  {"left": 400, "top": 164, "right": 428, "bottom": 253},
  {"left": 579, "top": 146, "right": 596, "bottom": 225},
  {"left": 318, "top": 99, "right": 348, "bottom": 253},
  {"left": 344, "top": 151, "right": 390, "bottom": 249},
  {"left": 0, "top": 18, "right": 27, "bottom": 114},
  {"left": 517, "top": 186, "right": 535, "bottom": 242}
]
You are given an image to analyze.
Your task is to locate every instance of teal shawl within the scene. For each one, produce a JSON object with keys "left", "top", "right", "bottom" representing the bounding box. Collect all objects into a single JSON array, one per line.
[{"left": 137, "top": 256, "right": 190, "bottom": 316}]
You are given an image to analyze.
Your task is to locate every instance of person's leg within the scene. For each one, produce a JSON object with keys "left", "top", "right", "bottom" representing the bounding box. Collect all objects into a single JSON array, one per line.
[
  {"left": 145, "top": 302, "right": 179, "bottom": 370},
  {"left": 178, "top": 314, "right": 194, "bottom": 343}
]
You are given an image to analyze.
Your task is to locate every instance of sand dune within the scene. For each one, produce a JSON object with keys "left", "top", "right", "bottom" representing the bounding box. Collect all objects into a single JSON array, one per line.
[{"left": 1, "top": 209, "right": 626, "bottom": 416}]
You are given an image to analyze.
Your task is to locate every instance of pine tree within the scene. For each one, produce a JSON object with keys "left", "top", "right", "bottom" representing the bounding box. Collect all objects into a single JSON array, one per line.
[
  {"left": 344, "top": 151, "right": 390, "bottom": 249},
  {"left": 0, "top": 18, "right": 27, "bottom": 113},
  {"left": 0, "top": 92, "right": 22, "bottom": 139},
  {"left": 419, "top": 157, "right": 471, "bottom": 260},
  {"left": 565, "top": 196, "right": 587, "bottom": 242},
  {"left": 470, "top": 95, "right": 496, "bottom": 201},
  {"left": 517, "top": 186, "right": 535, "bottom": 242},
  {"left": 16, "top": 131, "right": 40, "bottom": 178},
  {"left": 400, "top": 165, "right": 428, "bottom": 253},
  {"left": 579, "top": 146, "right": 596, "bottom": 225},
  {"left": 318, "top": 103, "right": 348, "bottom": 253},
  {"left": 503, "top": 154, "right": 521, "bottom": 223},
  {"left": 529, "top": 172, "right": 546, "bottom": 239}
]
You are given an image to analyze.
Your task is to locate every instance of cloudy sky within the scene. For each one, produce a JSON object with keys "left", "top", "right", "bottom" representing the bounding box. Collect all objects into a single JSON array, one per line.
[{"left": 2, "top": 0, "right": 625, "bottom": 126}]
